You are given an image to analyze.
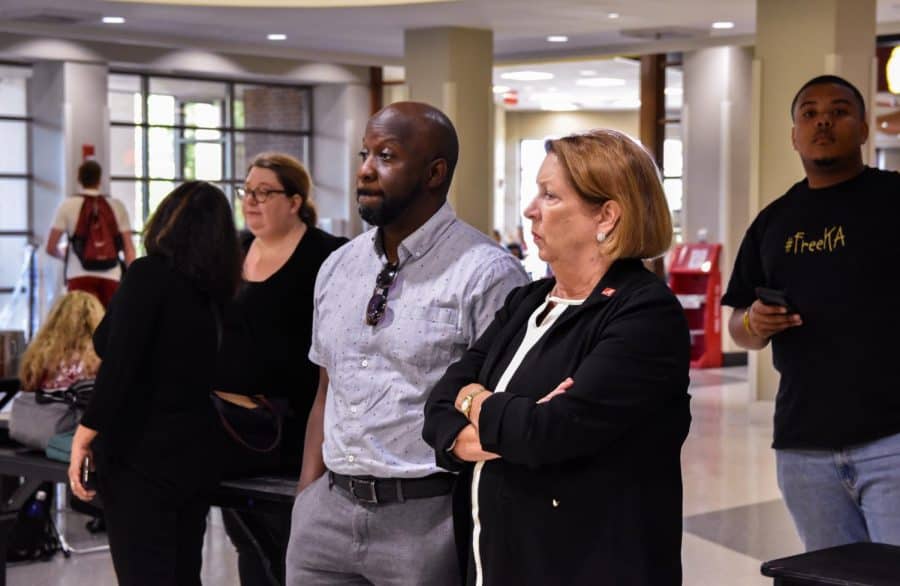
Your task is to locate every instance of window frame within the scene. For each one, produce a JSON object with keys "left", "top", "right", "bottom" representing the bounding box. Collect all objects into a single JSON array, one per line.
[{"left": 108, "top": 71, "right": 314, "bottom": 225}]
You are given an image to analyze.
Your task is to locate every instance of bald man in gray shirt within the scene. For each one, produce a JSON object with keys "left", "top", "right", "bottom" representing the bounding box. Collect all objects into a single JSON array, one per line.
[{"left": 286, "top": 102, "right": 528, "bottom": 585}]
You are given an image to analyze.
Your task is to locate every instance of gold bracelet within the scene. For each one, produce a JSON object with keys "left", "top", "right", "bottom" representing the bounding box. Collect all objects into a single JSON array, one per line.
[{"left": 742, "top": 307, "right": 758, "bottom": 337}]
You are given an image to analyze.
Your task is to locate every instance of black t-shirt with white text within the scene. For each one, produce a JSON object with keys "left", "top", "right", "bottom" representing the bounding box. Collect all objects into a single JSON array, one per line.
[{"left": 723, "top": 167, "right": 900, "bottom": 449}]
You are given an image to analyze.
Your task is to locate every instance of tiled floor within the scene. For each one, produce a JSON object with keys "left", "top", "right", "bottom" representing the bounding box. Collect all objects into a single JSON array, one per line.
[{"left": 8, "top": 366, "right": 802, "bottom": 585}]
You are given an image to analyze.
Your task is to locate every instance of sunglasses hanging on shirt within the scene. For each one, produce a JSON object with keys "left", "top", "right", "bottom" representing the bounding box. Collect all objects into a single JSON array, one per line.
[{"left": 365, "top": 261, "right": 400, "bottom": 326}]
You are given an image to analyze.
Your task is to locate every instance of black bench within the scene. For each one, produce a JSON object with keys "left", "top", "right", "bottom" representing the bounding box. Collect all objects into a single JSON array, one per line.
[
  {"left": 0, "top": 447, "right": 296, "bottom": 586},
  {"left": 762, "top": 542, "right": 900, "bottom": 585}
]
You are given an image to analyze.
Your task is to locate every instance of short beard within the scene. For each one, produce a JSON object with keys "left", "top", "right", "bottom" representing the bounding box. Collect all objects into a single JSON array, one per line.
[
  {"left": 358, "top": 202, "right": 394, "bottom": 226},
  {"left": 812, "top": 157, "right": 838, "bottom": 168},
  {"left": 358, "top": 191, "right": 417, "bottom": 227}
]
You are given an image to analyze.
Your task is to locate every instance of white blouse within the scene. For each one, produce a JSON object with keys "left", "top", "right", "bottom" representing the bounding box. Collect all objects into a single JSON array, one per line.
[{"left": 470, "top": 293, "right": 585, "bottom": 586}]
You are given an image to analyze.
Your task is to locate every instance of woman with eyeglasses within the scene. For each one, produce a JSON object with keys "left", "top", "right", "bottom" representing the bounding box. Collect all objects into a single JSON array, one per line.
[
  {"left": 68, "top": 181, "right": 242, "bottom": 585},
  {"left": 423, "top": 130, "right": 692, "bottom": 585},
  {"left": 213, "top": 152, "right": 347, "bottom": 586}
]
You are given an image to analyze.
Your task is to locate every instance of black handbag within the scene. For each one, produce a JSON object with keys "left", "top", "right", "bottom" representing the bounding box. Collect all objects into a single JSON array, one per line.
[{"left": 209, "top": 302, "right": 284, "bottom": 454}]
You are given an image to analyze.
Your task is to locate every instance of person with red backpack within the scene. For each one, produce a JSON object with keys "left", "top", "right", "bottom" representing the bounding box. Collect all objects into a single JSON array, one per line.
[{"left": 46, "top": 161, "right": 136, "bottom": 307}]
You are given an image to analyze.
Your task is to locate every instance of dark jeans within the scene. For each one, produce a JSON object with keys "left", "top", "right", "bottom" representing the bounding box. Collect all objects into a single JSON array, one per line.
[
  {"left": 98, "top": 462, "right": 210, "bottom": 586},
  {"left": 218, "top": 401, "right": 298, "bottom": 586},
  {"left": 222, "top": 508, "right": 291, "bottom": 586}
]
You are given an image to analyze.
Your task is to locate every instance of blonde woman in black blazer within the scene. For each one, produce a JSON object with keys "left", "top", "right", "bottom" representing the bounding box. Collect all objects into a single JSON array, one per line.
[{"left": 424, "top": 130, "right": 691, "bottom": 586}]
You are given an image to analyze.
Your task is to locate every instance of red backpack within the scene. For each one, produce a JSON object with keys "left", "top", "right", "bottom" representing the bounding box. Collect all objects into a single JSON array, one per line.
[{"left": 69, "top": 195, "right": 124, "bottom": 271}]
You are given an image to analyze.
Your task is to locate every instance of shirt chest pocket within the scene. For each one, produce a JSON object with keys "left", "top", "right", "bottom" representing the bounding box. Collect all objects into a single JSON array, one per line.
[{"left": 391, "top": 304, "right": 463, "bottom": 365}]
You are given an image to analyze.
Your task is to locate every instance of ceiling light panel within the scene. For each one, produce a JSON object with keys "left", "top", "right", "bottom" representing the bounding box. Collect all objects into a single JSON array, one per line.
[{"left": 501, "top": 71, "right": 554, "bottom": 81}]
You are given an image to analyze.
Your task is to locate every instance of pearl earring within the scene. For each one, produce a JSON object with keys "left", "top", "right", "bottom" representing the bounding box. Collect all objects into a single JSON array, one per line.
[{"left": 596, "top": 231, "right": 606, "bottom": 243}]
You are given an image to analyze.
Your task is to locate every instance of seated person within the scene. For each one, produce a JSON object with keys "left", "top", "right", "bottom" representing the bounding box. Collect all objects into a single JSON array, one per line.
[{"left": 18, "top": 290, "right": 104, "bottom": 392}]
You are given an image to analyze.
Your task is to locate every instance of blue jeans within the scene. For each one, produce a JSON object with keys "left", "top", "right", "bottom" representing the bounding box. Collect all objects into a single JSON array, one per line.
[{"left": 777, "top": 431, "right": 900, "bottom": 551}]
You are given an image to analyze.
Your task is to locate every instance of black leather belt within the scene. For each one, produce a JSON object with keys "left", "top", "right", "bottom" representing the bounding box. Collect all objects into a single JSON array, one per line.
[{"left": 328, "top": 471, "right": 454, "bottom": 504}]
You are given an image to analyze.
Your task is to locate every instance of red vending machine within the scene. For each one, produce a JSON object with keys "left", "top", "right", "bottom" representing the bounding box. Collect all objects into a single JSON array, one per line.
[{"left": 667, "top": 243, "right": 722, "bottom": 368}]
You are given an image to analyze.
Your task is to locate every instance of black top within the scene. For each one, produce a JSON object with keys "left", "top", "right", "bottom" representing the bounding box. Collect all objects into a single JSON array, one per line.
[
  {"left": 424, "top": 259, "right": 691, "bottom": 586},
  {"left": 215, "top": 226, "right": 347, "bottom": 473},
  {"left": 82, "top": 255, "right": 223, "bottom": 493},
  {"left": 723, "top": 167, "right": 900, "bottom": 450}
]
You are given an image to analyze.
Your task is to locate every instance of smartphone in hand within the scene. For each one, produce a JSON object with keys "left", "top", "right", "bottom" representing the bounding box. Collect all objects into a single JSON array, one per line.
[
  {"left": 81, "top": 456, "right": 97, "bottom": 491},
  {"left": 755, "top": 287, "right": 795, "bottom": 314}
]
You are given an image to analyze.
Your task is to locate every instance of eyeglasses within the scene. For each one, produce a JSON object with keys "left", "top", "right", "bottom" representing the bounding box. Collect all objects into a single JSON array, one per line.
[
  {"left": 236, "top": 187, "right": 287, "bottom": 204},
  {"left": 365, "top": 261, "right": 400, "bottom": 326}
]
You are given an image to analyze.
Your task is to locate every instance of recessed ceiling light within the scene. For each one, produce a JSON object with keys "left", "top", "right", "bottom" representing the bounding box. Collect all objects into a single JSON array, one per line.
[
  {"left": 102, "top": 16, "right": 125, "bottom": 24},
  {"left": 267, "top": 33, "right": 287, "bottom": 41},
  {"left": 575, "top": 77, "right": 626, "bottom": 88},
  {"left": 501, "top": 71, "right": 555, "bottom": 81},
  {"left": 711, "top": 21, "right": 735, "bottom": 29},
  {"left": 546, "top": 35, "right": 568, "bottom": 43},
  {"left": 492, "top": 85, "right": 511, "bottom": 94},
  {"left": 533, "top": 92, "right": 575, "bottom": 103},
  {"left": 608, "top": 12, "right": 620, "bottom": 19},
  {"left": 579, "top": 69, "right": 598, "bottom": 76}
]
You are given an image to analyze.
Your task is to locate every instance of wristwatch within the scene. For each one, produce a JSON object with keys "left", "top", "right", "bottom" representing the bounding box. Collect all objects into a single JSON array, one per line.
[{"left": 459, "top": 388, "right": 484, "bottom": 419}]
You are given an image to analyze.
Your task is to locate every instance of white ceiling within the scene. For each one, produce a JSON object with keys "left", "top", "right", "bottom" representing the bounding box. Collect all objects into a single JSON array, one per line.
[
  {"left": 2, "top": 0, "right": 900, "bottom": 64},
  {"left": 492, "top": 57, "right": 682, "bottom": 112},
  {"left": 0, "top": 0, "right": 765, "bottom": 64},
  {"left": 2, "top": 0, "right": 900, "bottom": 113}
]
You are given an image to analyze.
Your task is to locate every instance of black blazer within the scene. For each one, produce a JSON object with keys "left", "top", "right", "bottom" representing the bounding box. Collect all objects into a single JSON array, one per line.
[
  {"left": 83, "top": 255, "right": 223, "bottom": 495},
  {"left": 423, "top": 259, "right": 691, "bottom": 586}
]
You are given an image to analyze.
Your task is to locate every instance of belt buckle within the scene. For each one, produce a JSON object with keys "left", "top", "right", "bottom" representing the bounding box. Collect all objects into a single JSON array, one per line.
[{"left": 348, "top": 478, "right": 378, "bottom": 504}]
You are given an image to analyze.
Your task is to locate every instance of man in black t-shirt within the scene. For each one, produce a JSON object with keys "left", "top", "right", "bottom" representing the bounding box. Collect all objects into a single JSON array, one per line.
[{"left": 723, "top": 75, "right": 900, "bottom": 552}]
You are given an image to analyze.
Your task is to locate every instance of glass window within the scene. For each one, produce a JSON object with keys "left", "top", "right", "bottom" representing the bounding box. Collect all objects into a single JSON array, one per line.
[
  {"left": 0, "top": 291, "right": 29, "bottom": 334},
  {"left": 183, "top": 140, "right": 224, "bottom": 181},
  {"left": 112, "top": 74, "right": 311, "bottom": 224},
  {"left": 665, "top": 66, "right": 683, "bottom": 112},
  {"left": 663, "top": 138, "right": 683, "bottom": 178},
  {"left": 0, "top": 236, "right": 29, "bottom": 289},
  {"left": 663, "top": 178, "right": 683, "bottom": 214},
  {"left": 235, "top": 84, "right": 310, "bottom": 131},
  {"left": 0, "top": 121, "right": 28, "bottom": 174},
  {"left": 149, "top": 180, "right": 177, "bottom": 214},
  {"left": 148, "top": 127, "right": 177, "bottom": 179},
  {"left": 110, "top": 181, "right": 143, "bottom": 233},
  {"left": 109, "top": 74, "right": 143, "bottom": 124},
  {"left": 0, "top": 179, "right": 28, "bottom": 231},
  {"left": 149, "top": 78, "right": 227, "bottom": 128},
  {"left": 0, "top": 66, "right": 29, "bottom": 117},
  {"left": 110, "top": 126, "right": 144, "bottom": 178}
]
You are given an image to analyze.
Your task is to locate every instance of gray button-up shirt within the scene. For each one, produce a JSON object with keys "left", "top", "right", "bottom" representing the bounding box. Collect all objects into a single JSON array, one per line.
[{"left": 310, "top": 202, "right": 530, "bottom": 478}]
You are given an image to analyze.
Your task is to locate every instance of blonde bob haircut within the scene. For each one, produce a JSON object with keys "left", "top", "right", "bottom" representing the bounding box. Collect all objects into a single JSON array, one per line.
[
  {"left": 19, "top": 291, "right": 105, "bottom": 391},
  {"left": 545, "top": 129, "right": 673, "bottom": 260}
]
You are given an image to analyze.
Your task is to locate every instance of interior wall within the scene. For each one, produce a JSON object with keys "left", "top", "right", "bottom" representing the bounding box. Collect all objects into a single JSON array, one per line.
[
  {"left": 502, "top": 109, "right": 640, "bottom": 239},
  {"left": 312, "top": 83, "right": 370, "bottom": 238},
  {"left": 0, "top": 32, "right": 368, "bottom": 85}
]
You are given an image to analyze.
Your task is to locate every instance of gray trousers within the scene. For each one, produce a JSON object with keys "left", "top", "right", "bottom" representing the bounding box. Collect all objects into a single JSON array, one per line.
[{"left": 286, "top": 473, "right": 461, "bottom": 586}]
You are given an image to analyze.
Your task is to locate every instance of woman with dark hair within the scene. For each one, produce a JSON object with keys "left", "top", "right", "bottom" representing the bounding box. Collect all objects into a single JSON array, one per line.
[
  {"left": 68, "top": 181, "right": 242, "bottom": 586},
  {"left": 213, "top": 152, "right": 346, "bottom": 585},
  {"left": 424, "top": 130, "right": 691, "bottom": 585}
]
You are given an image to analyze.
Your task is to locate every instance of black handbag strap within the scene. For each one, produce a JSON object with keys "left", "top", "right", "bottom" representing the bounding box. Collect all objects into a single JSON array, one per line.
[{"left": 212, "top": 394, "right": 283, "bottom": 454}]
